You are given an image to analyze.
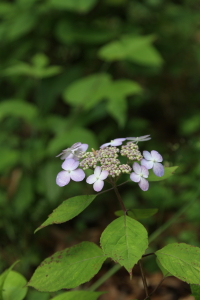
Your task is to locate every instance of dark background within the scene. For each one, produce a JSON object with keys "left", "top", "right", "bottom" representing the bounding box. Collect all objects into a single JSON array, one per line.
[{"left": 1, "top": 0, "right": 200, "bottom": 299}]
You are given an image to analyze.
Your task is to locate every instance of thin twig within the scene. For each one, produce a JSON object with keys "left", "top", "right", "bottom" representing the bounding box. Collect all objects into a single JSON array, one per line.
[{"left": 138, "top": 259, "right": 150, "bottom": 299}]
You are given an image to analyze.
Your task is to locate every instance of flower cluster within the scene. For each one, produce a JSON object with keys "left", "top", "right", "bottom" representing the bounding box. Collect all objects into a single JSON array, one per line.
[{"left": 55, "top": 135, "right": 164, "bottom": 192}]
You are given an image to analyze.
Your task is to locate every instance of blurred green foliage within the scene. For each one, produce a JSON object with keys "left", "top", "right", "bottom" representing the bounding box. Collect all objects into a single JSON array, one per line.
[{"left": 1, "top": 0, "right": 200, "bottom": 294}]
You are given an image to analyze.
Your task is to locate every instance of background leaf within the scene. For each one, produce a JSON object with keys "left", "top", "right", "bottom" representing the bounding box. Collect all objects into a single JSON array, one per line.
[
  {"left": 148, "top": 166, "right": 179, "bottom": 182},
  {"left": 2, "top": 271, "right": 27, "bottom": 300},
  {"left": 50, "top": 291, "right": 104, "bottom": 300}
]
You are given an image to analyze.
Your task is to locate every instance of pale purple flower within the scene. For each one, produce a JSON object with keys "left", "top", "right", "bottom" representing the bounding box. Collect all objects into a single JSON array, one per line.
[
  {"left": 56, "top": 142, "right": 88, "bottom": 160},
  {"left": 100, "top": 138, "right": 126, "bottom": 149},
  {"left": 130, "top": 162, "right": 149, "bottom": 191},
  {"left": 86, "top": 166, "right": 109, "bottom": 192},
  {"left": 56, "top": 158, "right": 85, "bottom": 187},
  {"left": 126, "top": 135, "right": 151, "bottom": 143},
  {"left": 141, "top": 150, "right": 164, "bottom": 177}
]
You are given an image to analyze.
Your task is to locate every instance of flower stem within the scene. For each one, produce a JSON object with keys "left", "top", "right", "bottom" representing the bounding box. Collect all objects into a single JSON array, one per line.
[
  {"left": 110, "top": 179, "right": 127, "bottom": 214},
  {"left": 138, "top": 259, "right": 150, "bottom": 299}
]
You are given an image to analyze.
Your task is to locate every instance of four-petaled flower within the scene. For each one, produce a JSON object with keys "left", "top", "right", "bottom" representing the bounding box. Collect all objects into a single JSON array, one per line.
[
  {"left": 141, "top": 150, "right": 164, "bottom": 177},
  {"left": 86, "top": 166, "right": 108, "bottom": 192},
  {"left": 126, "top": 135, "right": 151, "bottom": 143},
  {"left": 100, "top": 138, "right": 126, "bottom": 149},
  {"left": 56, "top": 142, "right": 88, "bottom": 160},
  {"left": 56, "top": 159, "right": 85, "bottom": 187},
  {"left": 130, "top": 162, "right": 149, "bottom": 191}
]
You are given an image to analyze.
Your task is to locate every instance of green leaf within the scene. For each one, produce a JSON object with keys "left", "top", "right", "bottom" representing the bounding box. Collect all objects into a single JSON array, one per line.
[
  {"left": 156, "top": 243, "right": 200, "bottom": 284},
  {"left": 0, "top": 100, "right": 38, "bottom": 122},
  {"left": 28, "top": 242, "right": 106, "bottom": 291},
  {"left": 191, "top": 284, "right": 200, "bottom": 300},
  {"left": 106, "top": 97, "right": 127, "bottom": 128},
  {"left": 2, "top": 271, "right": 28, "bottom": 300},
  {"left": 49, "top": 0, "right": 97, "bottom": 12},
  {"left": 115, "top": 208, "right": 158, "bottom": 220},
  {"left": 51, "top": 291, "right": 104, "bottom": 300},
  {"left": 100, "top": 216, "right": 148, "bottom": 274},
  {"left": 0, "top": 261, "right": 20, "bottom": 300},
  {"left": 35, "top": 195, "right": 96, "bottom": 233},
  {"left": 98, "top": 35, "right": 163, "bottom": 66},
  {"left": 148, "top": 166, "right": 179, "bottom": 182},
  {"left": 63, "top": 73, "right": 111, "bottom": 109},
  {"left": 156, "top": 258, "right": 171, "bottom": 277}
]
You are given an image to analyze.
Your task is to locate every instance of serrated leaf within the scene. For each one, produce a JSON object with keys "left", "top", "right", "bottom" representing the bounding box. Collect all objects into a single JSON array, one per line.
[
  {"left": 63, "top": 73, "right": 111, "bottom": 109},
  {"left": 156, "top": 258, "right": 171, "bottom": 277},
  {"left": 100, "top": 216, "right": 148, "bottom": 274},
  {"left": 148, "top": 166, "right": 178, "bottom": 182},
  {"left": 35, "top": 195, "right": 96, "bottom": 233},
  {"left": 115, "top": 208, "right": 158, "bottom": 219},
  {"left": 28, "top": 242, "right": 106, "bottom": 292},
  {"left": 156, "top": 243, "right": 200, "bottom": 284},
  {"left": 51, "top": 291, "right": 105, "bottom": 300},
  {"left": 2, "top": 271, "right": 27, "bottom": 300},
  {"left": 191, "top": 284, "right": 200, "bottom": 300}
]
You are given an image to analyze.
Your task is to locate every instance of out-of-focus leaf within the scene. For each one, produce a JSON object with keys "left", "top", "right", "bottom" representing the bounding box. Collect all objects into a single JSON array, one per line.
[
  {"left": 0, "top": 261, "right": 20, "bottom": 297},
  {"left": 148, "top": 166, "right": 178, "bottom": 181},
  {"left": 13, "top": 177, "right": 34, "bottom": 215},
  {"left": 28, "top": 242, "right": 106, "bottom": 291},
  {"left": 48, "top": 127, "right": 98, "bottom": 155},
  {"left": 2, "top": 271, "right": 28, "bottom": 300},
  {"left": 63, "top": 73, "right": 111, "bottom": 108},
  {"left": 106, "top": 97, "right": 127, "bottom": 127},
  {"left": 0, "top": 149, "right": 19, "bottom": 172},
  {"left": 98, "top": 35, "right": 163, "bottom": 66},
  {"left": 115, "top": 208, "right": 158, "bottom": 219},
  {"left": 191, "top": 284, "right": 200, "bottom": 300},
  {"left": 0, "top": 100, "right": 38, "bottom": 122},
  {"left": 48, "top": 0, "right": 97, "bottom": 13},
  {"left": 51, "top": 291, "right": 104, "bottom": 300}
]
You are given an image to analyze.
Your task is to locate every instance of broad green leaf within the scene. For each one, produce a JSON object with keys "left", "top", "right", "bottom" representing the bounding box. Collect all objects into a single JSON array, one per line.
[
  {"left": 0, "top": 100, "right": 38, "bottom": 122},
  {"left": 98, "top": 35, "right": 163, "bottom": 66},
  {"left": 28, "top": 242, "right": 106, "bottom": 291},
  {"left": 105, "top": 80, "right": 142, "bottom": 98},
  {"left": 156, "top": 258, "right": 171, "bottom": 277},
  {"left": 156, "top": 243, "right": 200, "bottom": 284},
  {"left": 63, "top": 73, "right": 111, "bottom": 109},
  {"left": 26, "top": 290, "right": 50, "bottom": 300},
  {"left": 191, "top": 284, "right": 200, "bottom": 300},
  {"left": 49, "top": 0, "right": 97, "bottom": 12},
  {"left": 51, "top": 291, "right": 104, "bottom": 300},
  {"left": 0, "top": 261, "right": 20, "bottom": 300},
  {"left": 0, "top": 149, "right": 19, "bottom": 172},
  {"left": 115, "top": 208, "right": 158, "bottom": 219},
  {"left": 2, "top": 271, "right": 27, "bottom": 300},
  {"left": 100, "top": 216, "right": 148, "bottom": 274},
  {"left": 48, "top": 127, "right": 98, "bottom": 155},
  {"left": 106, "top": 97, "right": 127, "bottom": 127},
  {"left": 35, "top": 195, "right": 96, "bottom": 233},
  {"left": 148, "top": 166, "right": 179, "bottom": 181}
]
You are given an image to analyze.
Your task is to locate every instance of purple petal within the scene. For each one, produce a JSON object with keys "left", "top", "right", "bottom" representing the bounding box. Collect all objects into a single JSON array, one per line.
[
  {"left": 138, "top": 178, "right": 149, "bottom": 191},
  {"left": 99, "top": 170, "right": 109, "bottom": 180},
  {"left": 132, "top": 162, "right": 141, "bottom": 174},
  {"left": 151, "top": 150, "right": 163, "bottom": 162},
  {"left": 143, "top": 151, "right": 152, "bottom": 161},
  {"left": 79, "top": 143, "right": 88, "bottom": 152},
  {"left": 153, "top": 162, "right": 164, "bottom": 177},
  {"left": 141, "top": 166, "right": 149, "bottom": 178},
  {"left": 93, "top": 179, "right": 104, "bottom": 192},
  {"left": 70, "top": 169, "right": 85, "bottom": 182},
  {"left": 130, "top": 172, "right": 140, "bottom": 182},
  {"left": 56, "top": 171, "right": 70, "bottom": 187},
  {"left": 94, "top": 166, "right": 101, "bottom": 177},
  {"left": 86, "top": 174, "right": 97, "bottom": 184},
  {"left": 71, "top": 142, "right": 82, "bottom": 149},
  {"left": 62, "top": 158, "right": 79, "bottom": 171},
  {"left": 100, "top": 142, "right": 110, "bottom": 149},
  {"left": 111, "top": 138, "right": 126, "bottom": 146},
  {"left": 141, "top": 159, "right": 153, "bottom": 169}
]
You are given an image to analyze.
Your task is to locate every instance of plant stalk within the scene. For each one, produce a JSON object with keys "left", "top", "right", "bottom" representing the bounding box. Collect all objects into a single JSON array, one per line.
[{"left": 138, "top": 259, "right": 150, "bottom": 299}]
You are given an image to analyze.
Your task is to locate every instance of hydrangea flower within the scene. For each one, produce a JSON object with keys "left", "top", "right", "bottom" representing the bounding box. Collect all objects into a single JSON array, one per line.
[
  {"left": 56, "top": 158, "right": 85, "bottom": 187},
  {"left": 130, "top": 162, "right": 149, "bottom": 191},
  {"left": 100, "top": 138, "right": 126, "bottom": 149},
  {"left": 126, "top": 135, "right": 151, "bottom": 143},
  {"left": 141, "top": 150, "right": 164, "bottom": 177},
  {"left": 86, "top": 166, "right": 109, "bottom": 192},
  {"left": 56, "top": 142, "right": 88, "bottom": 160}
]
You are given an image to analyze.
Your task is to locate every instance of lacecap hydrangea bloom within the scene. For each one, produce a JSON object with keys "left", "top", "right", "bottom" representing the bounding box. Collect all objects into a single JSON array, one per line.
[{"left": 56, "top": 135, "right": 164, "bottom": 192}]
